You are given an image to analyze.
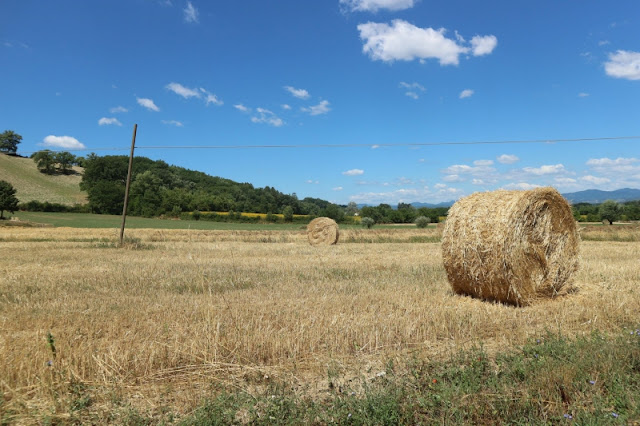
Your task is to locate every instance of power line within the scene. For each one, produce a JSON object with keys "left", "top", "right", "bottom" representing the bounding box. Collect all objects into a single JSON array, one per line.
[{"left": 18, "top": 135, "right": 640, "bottom": 154}]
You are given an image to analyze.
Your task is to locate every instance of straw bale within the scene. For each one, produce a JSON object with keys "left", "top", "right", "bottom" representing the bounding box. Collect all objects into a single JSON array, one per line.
[
  {"left": 441, "top": 187, "right": 579, "bottom": 306},
  {"left": 307, "top": 217, "right": 339, "bottom": 246}
]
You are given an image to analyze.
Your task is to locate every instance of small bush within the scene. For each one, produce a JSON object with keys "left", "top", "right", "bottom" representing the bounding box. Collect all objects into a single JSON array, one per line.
[
  {"left": 415, "top": 216, "right": 431, "bottom": 228},
  {"left": 361, "top": 217, "right": 375, "bottom": 229},
  {"left": 192, "top": 210, "right": 201, "bottom": 221}
]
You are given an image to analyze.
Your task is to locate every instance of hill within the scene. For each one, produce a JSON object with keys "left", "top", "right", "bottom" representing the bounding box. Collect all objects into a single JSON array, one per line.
[
  {"left": 0, "top": 154, "right": 87, "bottom": 205},
  {"left": 561, "top": 188, "right": 640, "bottom": 204}
]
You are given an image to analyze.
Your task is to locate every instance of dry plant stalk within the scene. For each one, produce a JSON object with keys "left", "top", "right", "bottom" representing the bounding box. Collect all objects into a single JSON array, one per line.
[
  {"left": 307, "top": 217, "right": 339, "bottom": 246},
  {"left": 442, "top": 187, "right": 580, "bottom": 306}
]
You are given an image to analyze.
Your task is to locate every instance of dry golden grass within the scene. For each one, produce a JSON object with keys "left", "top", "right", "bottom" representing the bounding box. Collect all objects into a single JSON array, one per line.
[{"left": 1, "top": 226, "right": 639, "bottom": 422}]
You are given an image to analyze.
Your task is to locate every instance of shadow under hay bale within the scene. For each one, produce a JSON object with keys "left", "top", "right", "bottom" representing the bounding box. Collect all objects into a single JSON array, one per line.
[
  {"left": 307, "top": 217, "right": 339, "bottom": 246},
  {"left": 441, "top": 187, "right": 580, "bottom": 306}
]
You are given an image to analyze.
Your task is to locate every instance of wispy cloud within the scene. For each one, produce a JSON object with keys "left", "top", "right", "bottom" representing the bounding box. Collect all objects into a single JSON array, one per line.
[
  {"left": 340, "top": 0, "right": 415, "bottom": 12},
  {"left": 580, "top": 175, "right": 611, "bottom": 185},
  {"left": 162, "top": 120, "right": 184, "bottom": 127},
  {"left": 110, "top": 106, "right": 128, "bottom": 113},
  {"left": 399, "top": 81, "right": 425, "bottom": 99},
  {"left": 137, "top": 97, "right": 160, "bottom": 111},
  {"left": 503, "top": 182, "right": 541, "bottom": 190},
  {"left": 333, "top": 187, "right": 344, "bottom": 191},
  {"left": 183, "top": 1, "right": 199, "bottom": 23},
  {"left": 284, "top": 86, "right": 310, "bottom": 99},
  {"left": 166, "top": 82, "right": 200, "bottom": 98},
  {"left": 251, "top": 108, "right": 284, "bottom": 127},
  {"left": 98, "top": 117, "right": 122, "bottom": 126},
  {"left": 521, "top": 164, "right": 567, "bottom": 176},
  {"left": 302, "top": 100, "right": 331, "bottom": 116},
  {"left": 200, "top": 88, "right": 223, "bottom": 106},
  {"left": 343, "top": 169, "right": 364, "bottom": 176},
  {"left": 497, "top": 154, "right": 519, "bottom": 164},
  {"left": 234, "top": 104, "right": 250, "bottom": 112},
  {"left": 281, "top": 104, "right": 291, "bottom": 110},
  {"left": 604, "top": 50, "right": 640, "bottom": 80},
  {"left": 357, "top": 20, "right": 497, "bottom": 66},
  {"left": 42, "top": 135, "right": 86, "bottom": 149},
  {"left": 459, "top": 89, "right": 474, "bottom": 99},
  {"left": 578, "top": 92, "right": 590, "bottom": 97}
]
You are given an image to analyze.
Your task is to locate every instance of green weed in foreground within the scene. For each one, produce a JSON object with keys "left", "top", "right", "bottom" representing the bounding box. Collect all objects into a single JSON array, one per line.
[{"left": 180, "top": 329, "right": 640, "bottom": 425}]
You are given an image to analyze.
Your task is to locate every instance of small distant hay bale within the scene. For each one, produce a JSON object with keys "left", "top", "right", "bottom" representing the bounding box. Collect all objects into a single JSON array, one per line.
[
  {"left": 441, "top": 187, "right": 580, "bottom": 306},
  {"left": 307, "top": 217, "right": 339, "bottom": 246}
]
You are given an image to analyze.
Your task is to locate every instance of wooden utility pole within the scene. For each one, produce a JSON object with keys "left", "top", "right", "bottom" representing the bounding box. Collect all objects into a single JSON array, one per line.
[{"left": 119, "top": 124, "right": 137, "bottom": 246}]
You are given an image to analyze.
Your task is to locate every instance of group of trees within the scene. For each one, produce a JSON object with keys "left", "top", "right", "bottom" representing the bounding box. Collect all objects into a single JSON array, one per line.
[
  {"left": 31, "top": 150, "right": 83, "bottom": 174},
  {"left": 80, "top": 154, "right": 346, "bottom": 219},
  {"left": 360, "top": 202, "right": 448, "bottom": 225},
  {"left": 0, "top": 180, "right": 19, "bottom": 219},
  {"left": 573, "top": 200, "right": 640, "bottom": 223}
]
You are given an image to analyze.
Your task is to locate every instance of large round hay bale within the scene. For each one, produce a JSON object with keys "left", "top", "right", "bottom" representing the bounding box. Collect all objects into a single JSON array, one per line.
[
  {"left": 441, "top": 187, "right": 579, "bottom": 306},
  {"left": 307, "top": 217, "right": 339, "bottom": 246}
]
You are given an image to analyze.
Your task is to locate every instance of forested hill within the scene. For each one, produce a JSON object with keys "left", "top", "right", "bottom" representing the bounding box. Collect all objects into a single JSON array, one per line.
[{"left": 81, "top": 155, "right": 334, "bottom": 217}]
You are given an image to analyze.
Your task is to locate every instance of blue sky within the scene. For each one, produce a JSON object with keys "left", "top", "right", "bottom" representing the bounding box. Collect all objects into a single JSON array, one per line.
[{"left": 1, "top": 0, "right": 639, "bottom": 205}]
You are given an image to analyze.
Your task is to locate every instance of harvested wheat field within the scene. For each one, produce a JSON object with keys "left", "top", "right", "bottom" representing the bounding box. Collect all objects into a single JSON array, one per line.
[{"left": 1, "top": 226, "right": 639, "bottom": 423}]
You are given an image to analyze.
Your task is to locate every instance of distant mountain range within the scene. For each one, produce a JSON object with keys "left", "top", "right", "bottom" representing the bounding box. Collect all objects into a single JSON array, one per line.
[
  {"left": 357, "top": 188, "right": 640, "bottom": 209},
  {"left": 561, "top": 188, "right": 640, "bottom": 204}
]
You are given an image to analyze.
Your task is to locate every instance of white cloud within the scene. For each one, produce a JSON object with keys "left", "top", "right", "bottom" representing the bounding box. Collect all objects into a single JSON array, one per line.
[
  {"left": 343, "top": 169, "right": 364, "bottom": 176},
  {"left": 371, "top": 144, "right": 380, "bottom": 149},
  {"left": 302, "top": 100, "right": 331, "bottom": 116},
  {"left": 234, "top": 104, "right": 250, "bottom": 112},
  {"left": 578, "top": 92, "right": 589, "bottom": 97},
  {"left": 340, "top": 0, "right": 415, "bottom": 12},
  {"left": 162, "top": 120, "right": 184, "bottom": 127},
  {"left": 333, "top": 187, "right": 344, "bottom": 191},
  {"left": 110, "top": 106, "right": 128, "bottom": 113},
  {"left": 442, "top": 174, "right": 464, "bottom": 182},
  {"left": 604, "top": 50, "right": 640, "bottom": 80},
  {"left": 184, "top": 1, "right": 199, "bottom": 23},
  {"left": 497, "top": 154, "right": 519, "bottom": 164},
  {"left": 503, "top": 182, "right": 541, "bottom": 190},
  {"left": 586, "top": 157, "right": 638, "bottom": 167},
  {"left": 555, "top": 177, "right": 577, "bottom": 184},
  {"left": 405, "top": 92, "right": 419, "bottom": 99},
  {"left": 358, "top": 20, "right": 496, "bottom": 66},
  {"left": 470, "top": 35, "right": 497, "bottom": 56},
  {"left": 399, "top": 81, "right": 425, "bottom": 91},
  {"left": 599, "top": 40, "right": 610, "bottom": 46},
  {"left": 284, "top": 86, "right": 310, "bottom": 99},
  {"left": 137, "top": 97, "right": 160, "bottom": 111},
  {"left": 580, "top": 175, "right": 611, "bottom": 185},
  {"left": 98, "top": 117, "right": 122, "bottom": 126},
  {"left": 201, "top": 89, "right": 223, "bottom": 106},
  {"left": 473, "top": 159, "right": 493, "bottom": 166},
  {"left": 42, "top": 135, "right": 86, "bottom": 149},
  {"left": 306, "top": 179, "right": 319, "bottom": 184},
  {"left": 522, "top": 164, "right": 566, "bottom": 176},
  {"left": 434, "top": 183, "right": 447, "bottom": 189},
  {"left": 251, "top": 108, "right": 284, "bottom": 127},
  {"left": 472, "top": 179, "right": 485, "bottom": 185},
  {"left": 281, "top": 104, "right": 291, "bottom": 110},
  {"left": 459, "top": 89, "right": 474, "bottom": 99},
  {"left": 166, "top": 82, "right": 200, "bottom": 98}
]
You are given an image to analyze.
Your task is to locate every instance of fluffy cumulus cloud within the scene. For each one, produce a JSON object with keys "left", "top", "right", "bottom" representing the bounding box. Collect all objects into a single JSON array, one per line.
[
  {"left": 503, "top": 182, "right": 541, "bottom": 190},
  {"left": 302, "top": 100, "right": 331, "bottom": 116},
  {"left": 470, "top": 35, "right": 498, "bottom": 56},
  {"left": 604, "top": 50, "right": 640, "bottom": 80},
  {"left": 521, "top": 164, "right": 567, "bottom": 176},
  {"left": 183, "top": 1, "right": 199, "bottom": 23},
  {"left": 137, "top": 97, "right": 160, "bottom": 111},
  {"left": 98, "top": 117, "right": 122, "bottom": 126},
  {"left": 473, "top": 159, "right": 493, "bottom": 166},
  {"left": 343, "top": 168, "right": 364, "bottom": 176},
  {"left": 580, "top": 175, "right": 611, "bottom": 185},
  {"left": 357, "top": 20, "right": 497, "bottom": 65},
  {"left": 251, "top": 108, "right": 284, "bottom": 127},
  {"left": 340, "top": 0, "right": 415, "bottom": 12},
  {"left": 459, "top": 89, "right": 474, "bottom": 99},
  {"left": 42, "top": 135, "right": 86, "bottom": 149},
  {"left": 586, "top": 157, "right": 640, "bottom": 184},
  {"left": 497, "top": 154, "right": 519, "bottom": 164},
  {"left": 284, "top": 86, "right": 310, "bottom": 99}
]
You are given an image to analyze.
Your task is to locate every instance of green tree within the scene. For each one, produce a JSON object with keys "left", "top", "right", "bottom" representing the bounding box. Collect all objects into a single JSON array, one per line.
[
  {"left": 32, "top": 150, "right": 56, "bottom": 173},
  {"left": 599, "top": 200, "right": 622, "bottom": 225},
  {"left": 414, "top": 216, "right": 431, "bottom": 228},
  {"left": 0, "top": 130, "right": 22, "bottom": 154},
  {"left": 0, "top": 180, "right": 19, "bottom": 219},
  {"left": 361, "top": 217, "right": 375, "bottom": 229},
  {"left": 345, "top": 201, "right": 358, "bottom": 216},
  {"left": 55, "top": 151, "right": 76, "bottom": 174},
  {"left": 282, "top": 205, "right": 294, "bottom": 222},
  {"left": 87, "top": 181, "right": 125, "bottom": 214}
]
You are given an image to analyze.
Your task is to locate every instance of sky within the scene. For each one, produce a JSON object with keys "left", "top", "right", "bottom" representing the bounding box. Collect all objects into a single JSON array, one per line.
[{"left": 1, "top": 0, "right": 639, "bottom": 205}]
